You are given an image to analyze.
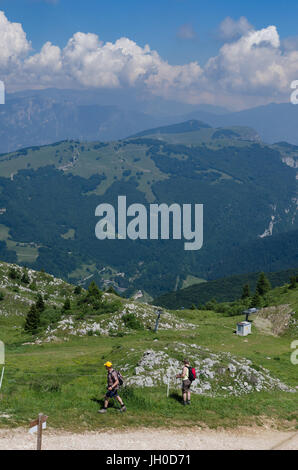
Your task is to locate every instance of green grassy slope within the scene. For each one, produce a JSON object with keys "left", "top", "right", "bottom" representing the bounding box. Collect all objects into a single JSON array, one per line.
[
  {"left": 0, "top": 261, "right": 297, "bottom": 431},
  {"left": 132, "top": 120, "right": 259, "bottom": 147}
]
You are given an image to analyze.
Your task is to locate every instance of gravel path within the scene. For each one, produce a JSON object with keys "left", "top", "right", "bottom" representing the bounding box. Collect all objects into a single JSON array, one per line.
[{"left": 0, "top": 427, "right": 297, "bottom": 450}]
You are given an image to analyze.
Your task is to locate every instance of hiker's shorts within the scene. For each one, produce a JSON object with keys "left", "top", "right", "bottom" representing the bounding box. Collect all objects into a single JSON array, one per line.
[
  {"left": 182, "top": 379, "right": 191, "bottom": 392},
  {"left": 106, "top": 389, "right": 119, "bottom": 399}
]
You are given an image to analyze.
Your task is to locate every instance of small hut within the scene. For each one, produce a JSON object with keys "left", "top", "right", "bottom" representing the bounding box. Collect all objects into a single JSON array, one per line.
[{"left": 236, "top": 321, "right": 252, "bottom": 337}]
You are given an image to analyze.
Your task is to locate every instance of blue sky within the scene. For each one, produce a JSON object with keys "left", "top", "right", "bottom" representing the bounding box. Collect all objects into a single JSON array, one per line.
[
  {"left": 1, "top": 0, "right": 297, "bottom": 65},
  {"left": 1, "top": 0, "right": 298, "bottom": 108}
]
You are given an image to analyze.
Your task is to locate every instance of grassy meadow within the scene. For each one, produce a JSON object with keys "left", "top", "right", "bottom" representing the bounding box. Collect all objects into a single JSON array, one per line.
[{"left": 1, "top": 302, "right": 297, "bottom": 431}]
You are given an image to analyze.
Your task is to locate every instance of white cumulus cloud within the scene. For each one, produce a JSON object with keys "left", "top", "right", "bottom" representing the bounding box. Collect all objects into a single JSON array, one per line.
[
  {"left": 1, "top": 11, "right": 298, "bottom": 108},
  {"left": 203, "top": 25, "right": 295, "bottom": 107},
  {"left": 0, "top": 11, "right": 31, "bottom": 67}
]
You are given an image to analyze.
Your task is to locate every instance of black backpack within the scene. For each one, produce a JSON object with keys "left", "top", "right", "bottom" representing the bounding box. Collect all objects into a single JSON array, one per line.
[{"left": 116, "top": 370, "right": 124, "bottom": 386}]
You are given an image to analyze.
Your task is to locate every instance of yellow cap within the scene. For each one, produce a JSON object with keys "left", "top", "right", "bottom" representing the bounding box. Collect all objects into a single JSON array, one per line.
[{"left": 104, "top": 361, "right": 112, "bottom": 368}]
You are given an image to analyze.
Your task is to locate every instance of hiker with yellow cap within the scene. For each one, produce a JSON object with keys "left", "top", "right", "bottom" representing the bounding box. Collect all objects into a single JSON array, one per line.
[{"left": 98, "top": 361, "right": 126, "bottom": 413}]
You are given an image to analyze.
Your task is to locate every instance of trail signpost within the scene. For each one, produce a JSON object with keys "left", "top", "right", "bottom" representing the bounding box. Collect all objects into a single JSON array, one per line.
[
  {"left": 29, "top": 414, "right": 48, "bottom": 450},
  {"left": 242, "top": 308, "right": 258, "bottom": 322},
  {"left": 154, "top": 309, "right": 163, "bottom": 333}
]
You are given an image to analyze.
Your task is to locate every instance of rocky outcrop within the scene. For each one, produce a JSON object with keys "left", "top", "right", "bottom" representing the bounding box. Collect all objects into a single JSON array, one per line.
[{"left": 123, "top": 344, "right": 296, "bottom": 397}]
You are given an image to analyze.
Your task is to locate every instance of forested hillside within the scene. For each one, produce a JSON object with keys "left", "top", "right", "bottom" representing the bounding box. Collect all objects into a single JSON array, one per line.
[
  {"left": 0, "top": 120, "right": 296, "bottom": 297},
  {"left": 154, "top": 268, "right": 298, "bottom": 309}
]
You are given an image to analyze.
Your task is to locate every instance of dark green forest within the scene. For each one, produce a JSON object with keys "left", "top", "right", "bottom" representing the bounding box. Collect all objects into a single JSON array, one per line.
[{"left": 154, "top": 268, "right": 298, "bottom": 309}]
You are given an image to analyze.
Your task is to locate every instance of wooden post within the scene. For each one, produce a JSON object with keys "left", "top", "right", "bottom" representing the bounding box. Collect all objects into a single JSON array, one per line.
[
  {"left": 29, "top": 414, "right": 48, "bottom": 449},
  {"left": 37, "top": 413, "right": 43, "bottom": 451}
]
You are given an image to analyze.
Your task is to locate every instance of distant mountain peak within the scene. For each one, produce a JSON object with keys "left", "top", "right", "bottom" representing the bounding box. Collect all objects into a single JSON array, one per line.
[{"left": 130, "top": 119, "right": 212, "bottom": 138}]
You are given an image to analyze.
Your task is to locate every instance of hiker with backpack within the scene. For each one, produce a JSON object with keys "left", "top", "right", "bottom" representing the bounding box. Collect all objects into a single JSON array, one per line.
[
  {"left": 176, "top": 358, "right": 196, "bottom": 406},
  {"left": 98, "top": 361, "right": 127, "bottom": 413}
]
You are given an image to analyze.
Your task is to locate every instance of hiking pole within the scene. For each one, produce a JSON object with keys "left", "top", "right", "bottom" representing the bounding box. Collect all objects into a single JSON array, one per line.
[
  {"left": 0, "top": 340, "right": 4, "bottom": 393},
  {"left": 112, "top": 395, "right": 121, "bottom": 410},
  {"left": 0, "top": 366, "right": 4, "bottom": 391}
]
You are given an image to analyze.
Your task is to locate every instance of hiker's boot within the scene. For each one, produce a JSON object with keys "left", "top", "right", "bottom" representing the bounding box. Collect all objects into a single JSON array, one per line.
[
  {"left": 186, "top": 401, "right": 191, "bottom": 405},
  {"left": 119, "top": 405, "right": 127, "bottom": 412},
  {"left": 182, "top": 401, "right": 187, "bottom": 406},
  {"left": 98, "top": 408, "right": 108, "bottom": 414}
]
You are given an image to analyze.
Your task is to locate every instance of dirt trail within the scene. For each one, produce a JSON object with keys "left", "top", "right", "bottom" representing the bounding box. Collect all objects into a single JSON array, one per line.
[{"left": 0, "top": 427, "right": 297, "bottom": 450}]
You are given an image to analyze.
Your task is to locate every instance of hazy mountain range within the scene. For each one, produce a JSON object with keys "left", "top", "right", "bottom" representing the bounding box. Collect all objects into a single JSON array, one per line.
[{"left": 1, "top": 88, "right": 298, "bottom": 154}]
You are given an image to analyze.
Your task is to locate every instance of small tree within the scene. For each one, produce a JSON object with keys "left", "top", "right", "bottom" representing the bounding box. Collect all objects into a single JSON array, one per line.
[
  {"left": 241, "top": 283, "right": 251, "bottom": 299},
  {"left": 36, "top": 293, "right": 45, "bottom": 312},
  {"left": 204, "top": 298, "right": 217, "bottom": 311},
  {"left": 62, "top": 298, "right": 71, "bottom": 312},
  {"left": 29, "top": 281, "right": 37, "bottom": 291},
  {"left": 289, "top": 276, "right": 297, "bottom": 290},
  {"left": 256, "top": 273, "right": 271, "bottom": 296},
  {"left": 250, "top": 292, "right": 263, "bottom": 308},
  {"left": 106, "top": 286, "right": 120, "bottom": 296},
  {"left": 88, "top": 281, "right": 102, "bottom": 299},
  {"left": 191, "top": 304, "right": 196, "bottom": 310},
  {"left": 9, "top": 267, "right": 19, "bottom": 280},
  {"left": 122, "top": 313, "right": 144, "bottom": 330},
  {"left": 24, "top": 304, "right": 40, "bottom": 334},
  {"left": 21, "top": 269, "right": 30, "bottom": 285},
  {"left": 74, "top": 285, "right": 82, "bottom": 295}
]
